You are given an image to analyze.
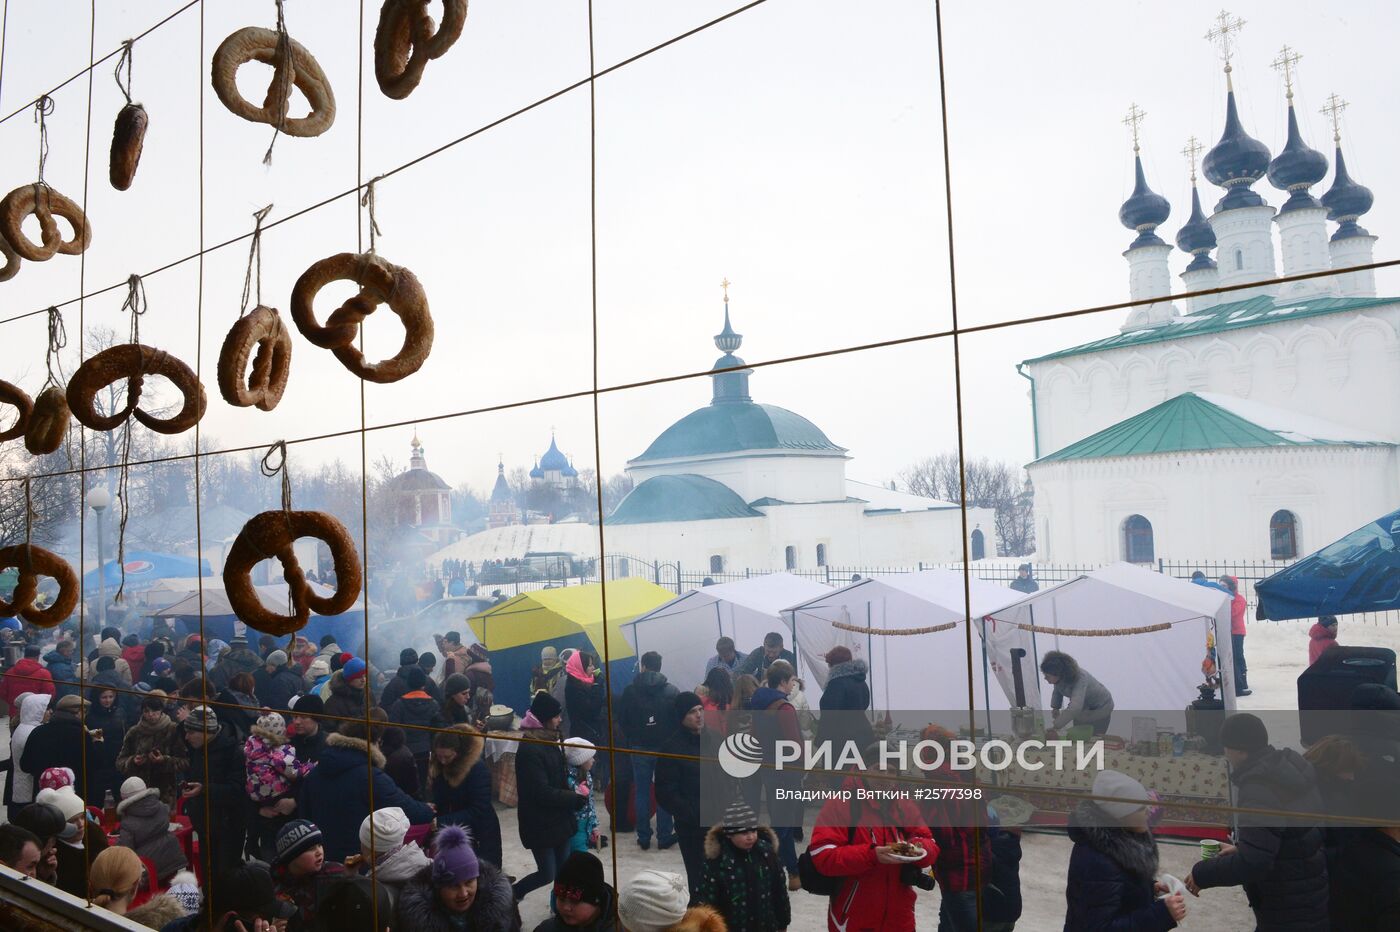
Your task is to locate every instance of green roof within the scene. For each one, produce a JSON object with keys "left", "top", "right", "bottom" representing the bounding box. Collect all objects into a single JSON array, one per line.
[
  {"left": 631, "top": 402, "right": 846, "bottom": 463},
  {"left": 1025, "top": 294, "right": 1397, "bottom": 364},
  {"left": 606, "top": 475, "right": 763, "bottom": 525},
  {"left": 1033, "top": 392, "right": 1393, "bottom": 464}
]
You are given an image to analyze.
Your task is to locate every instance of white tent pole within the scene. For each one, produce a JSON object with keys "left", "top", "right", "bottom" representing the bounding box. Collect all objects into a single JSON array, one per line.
[
  {"left": 881, "top": 597, "right": 890, "bottom": 713},
  {"left": 979, "top": 616, "right": 992, "bottom": 736}
]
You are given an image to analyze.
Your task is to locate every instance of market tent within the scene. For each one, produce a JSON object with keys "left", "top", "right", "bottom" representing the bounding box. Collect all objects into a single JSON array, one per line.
[
  {"left": 469, "top": 578, "right": 675, "bottom": 711},
  {"left": 83, "top": 551, "right": 210, "bottom": 595},
  {"left": 783, "top": 570, "right": 1030, "bottom": 712},
  {"left": 1255, "top": 508, "right": 1400, "bottom": 620},
  {"left": 622, "top": 574, "right": 833, "bottom": 694},
  {"left": 156, "top": 579, "right": 367, "bottom": 652},
  {"left": 985, "top": 562, "right": 1235, "bottom": 726}
]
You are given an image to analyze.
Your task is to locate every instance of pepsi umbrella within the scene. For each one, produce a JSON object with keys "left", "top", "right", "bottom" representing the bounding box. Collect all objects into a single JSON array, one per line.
[
  {"left": 1255, "top": 508, "right": 1400, "bottom": 620},
  {"left": 82, "top": 551, "right": 212, "bottom": 595}
]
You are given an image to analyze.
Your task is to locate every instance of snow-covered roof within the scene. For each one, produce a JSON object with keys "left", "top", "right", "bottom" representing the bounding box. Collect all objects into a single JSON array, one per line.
[
  {"left": 425, "top": 522, "right": 598, "bottom": 565},
  {"left": 1195, "top": 392, "right": 1394, "bottom": 445},
  {"left": 845, "top": 478, "right": 960, "bottom": 513}
]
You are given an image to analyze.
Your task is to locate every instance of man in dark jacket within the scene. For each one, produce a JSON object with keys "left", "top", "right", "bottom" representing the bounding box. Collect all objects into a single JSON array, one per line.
[
  {"left": 253, "top": 649, "right": 303, "bottom": 711},
  {"left": 180, "top": 705, "right": 247, "bottom": 880},
  {"left": 298, "top": 718, "right": 433, "bottom": 862},
  {"left": 1187, "top": 713, "right": 1329, "bottom": 930},
  {"left": 1009, "top": 563, "right": 1039, "bottom": 594},
  {"left": 42, "top": 640, "right": 78, "bottom": 699},
  {"left": 1330, "top": 826, "right": 1400, "bottom": 930},
  {"left": 208, "top": 634, "right": 262, "bottom": 693},
  {"left": 21, "top": 694, "right": 98, "bottom": 800},
  {"left": 747, "top": 663, "right": 803, "bottom": 884},
  {"left": 512, "top": 690, "right": 588, "bottom": 903},
  {"left": 389, "top": 665, "right": 444, "bottom": 790},
  {"left": 617, "top": 651, "right": 678, "bottom": 850},
  {"left": 288, "top": 694, "right": 328, "bottom": 764},
  {"left": 735, "top": 632, "right": 796, "bottom": 681},
  {"left": 655, "top": 691, "right": 709, "bottom": 904},
  {"left": 379, "top": 648, "right": 422, "bottom": 711}
]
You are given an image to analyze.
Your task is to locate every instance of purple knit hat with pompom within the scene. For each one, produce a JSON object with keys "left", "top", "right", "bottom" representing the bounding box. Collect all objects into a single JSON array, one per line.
[{"left": 430, "top": 825, "right": 479, "bottom": 886}]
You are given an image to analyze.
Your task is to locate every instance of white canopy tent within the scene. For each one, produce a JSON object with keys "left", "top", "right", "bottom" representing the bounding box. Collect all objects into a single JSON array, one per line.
[
  {"left": 782, "top": 570, "right": 1032, "bottom": 713},
  {"left": 983, "top": 562, "right": 1236, "bottom": 730},
  {"left": 622, "top": 574, "right": 832, "bottom": 693}
]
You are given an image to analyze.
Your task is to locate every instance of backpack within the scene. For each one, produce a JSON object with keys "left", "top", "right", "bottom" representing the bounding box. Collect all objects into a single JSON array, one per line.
[
  {"left": 629, "top": 681, "right": 677, "bottom": 749},
  {"left": 797, "top": 796, "right": 861, "bottom": 896}
]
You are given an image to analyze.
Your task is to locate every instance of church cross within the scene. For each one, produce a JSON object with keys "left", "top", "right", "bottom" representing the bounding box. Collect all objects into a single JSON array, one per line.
[
  {"left": 1320, "top": 93, "right": 1349, "bottom": 143},
  {"left": 721, "top": 277, "right": 731, "bottom": 302},
  {"left": 1271, "top": 45, "right": 1303, "bottom": 100},
  {"left": 1205, "top": 10, "right": 1246, "bottom": 81},
  {"left": 1181, "top": 136, "right": 1204, "bottom": 183},
  {"left": 1122, "top": 103, "right": 1146, "bottom": 153}
]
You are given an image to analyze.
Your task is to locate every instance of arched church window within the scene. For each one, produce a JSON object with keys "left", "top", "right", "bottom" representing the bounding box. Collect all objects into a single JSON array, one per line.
[
  {"left": 1234, "top": 248, "right": 1244, "bottom": 270},
  {"left": 1123, "top": 514, "right": 1154, "bottom": 564},
  {"left": 1270, "top": 510, "right": 1299, "bottom": 560},
  {"left": 784, "top": 546, "right": 797, "bottom": 571},
  {"left": 709, "top": 554, "right": 725, "bottom": 574},
  {"left": 816, "top": 544, "right": 827, "bottom": 567},
  {"left": 970, "top": 529, "right": 986, "bottom": 561}
]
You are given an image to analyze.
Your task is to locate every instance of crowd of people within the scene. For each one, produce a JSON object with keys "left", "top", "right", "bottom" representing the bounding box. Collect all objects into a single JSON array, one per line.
[{"left": 0, "top": 598, "right": 1397, "bottom": 931}]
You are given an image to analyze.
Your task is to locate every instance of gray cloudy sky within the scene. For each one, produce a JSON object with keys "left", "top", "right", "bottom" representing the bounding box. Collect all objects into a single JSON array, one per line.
[{"left": 0, "top": 0, "right": 1396, "bottom": 498}]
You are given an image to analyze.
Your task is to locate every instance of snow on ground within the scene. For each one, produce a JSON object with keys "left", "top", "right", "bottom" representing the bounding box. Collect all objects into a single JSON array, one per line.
[{"left": 1234, "top": 617, "right": 1400, "bottom": 712}]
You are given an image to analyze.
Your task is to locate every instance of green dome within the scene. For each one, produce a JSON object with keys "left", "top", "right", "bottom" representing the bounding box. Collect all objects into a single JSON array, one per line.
[
  {"left": 631, "top": 402, "right": 845, "bottom": 464},
  {"left": 607, "top": 475, "right": 764, "bottom": 525}
]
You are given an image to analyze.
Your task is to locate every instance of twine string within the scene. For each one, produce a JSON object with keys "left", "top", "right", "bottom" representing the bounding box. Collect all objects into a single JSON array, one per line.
[
  {"left": 239, "top": 204, "right": 274, "bottom": 315},
  {"left": 43, "top": 306, "right": 67, "bottom": 390},
  {"left": 114, "top": 39, "right": 134, "bottom": 105},
  {"left": 121, "top": 273, "right": 147, "bottom": 345},
  {"left": 113, "top": 273, "right": 147, "bottom": 603},
  {"left": 260, "top": 439, "right": 293, "bottom": 513},
  {"left": 262, "top": 0, "right": 291, "bottom": 166},
  {"left": 360, "top": 175, "right": 383, "bottom": 254},
  {"left": 34, "top": 94, "right": 54, "bottom": 188}
]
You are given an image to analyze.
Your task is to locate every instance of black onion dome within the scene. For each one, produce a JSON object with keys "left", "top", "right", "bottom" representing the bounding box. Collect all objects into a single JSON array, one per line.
[
  {"left": 1268, "top": 105, "right": 1328, "bottom": 212},
  {"left": 1175, "top": 185, "right": 1217, "bottom": 270},
  {"left": 1203, "top": 90, "right": 1272, "bottom": 211},
  {"left": 1119, "top": 155, "right": 1171, "bottom": 247},
  {"left": 1321, "top": 144, "right": 1374, "bottom": 239}
]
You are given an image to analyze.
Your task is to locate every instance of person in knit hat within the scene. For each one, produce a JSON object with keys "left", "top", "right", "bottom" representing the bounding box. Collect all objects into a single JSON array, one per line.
[
  {"left": 655, "top": 692, "right": 709, "bottom": 903},
  {"left": 533, "top": 851, "right": 618, "bottom": 931},
  {"left": 244, "top": 711, "right": 311, "bottom": 860},
  {"left": 116, "top": 775, "right": 187, "bottom": 882},
  {"left": 1186, "top": 713, "right": 1329, "bottom": 930},
  {"left": 563, "top": 737, "right": 602, "bottom": 854},
  {"left": 351, "top": 806, "right": 430, "bottom": 908},
  {"left": 38, "top": 783, "right": 109, "bottom": 898},
  {"left": 396, "top": 824, "right": 521, "bottom": 931},
  {"left": 512, "top": 689, "right": 589, "bottom": 903},
  {"left": 180, "top": 703, "right": 248, "bottom": 881},
  {"left": 322, "top": 656, "right": 369, "bottom": 732},
  {"left": 289, "top": 693, "right": 328, "bottom": 764},
  {"left": 619, "top": 870, "right": 727, "bottom": 932},
  {"left": 254, "top": 648, "right": 303, "bottom": 711},
  {"left": 272, "top": 819, "right": 345, "bottom": 929},
  {"left": 695, "top": 797, "right": 790, "bottom": 932}
]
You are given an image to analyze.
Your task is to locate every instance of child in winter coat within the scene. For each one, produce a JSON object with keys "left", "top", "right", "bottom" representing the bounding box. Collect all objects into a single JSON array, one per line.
[
  {"left": 564, "top": 737, "right": 600, "bottom": 853},
  {"left": 115, "top": 776, "right": 187, "bottom": 882},
  {"left": 1308, "top": 616, "right": 1340, "bottom": 665},
  {"left": 695, "top": 799, "right": 790, "bottom": 932},
  {"left": 244, "top": 711, "right": 310, "bottom": 860}
]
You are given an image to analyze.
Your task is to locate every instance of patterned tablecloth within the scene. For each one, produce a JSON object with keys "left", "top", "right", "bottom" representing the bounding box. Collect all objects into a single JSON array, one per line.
[{"left": 974, "top": 746, "right": 1229, "bottom": 800}]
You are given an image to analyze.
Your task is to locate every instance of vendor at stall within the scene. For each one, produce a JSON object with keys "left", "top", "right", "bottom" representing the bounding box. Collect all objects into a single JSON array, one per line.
[{"left": 1040, "top": 651, "right": 1115, "bottom": 736}]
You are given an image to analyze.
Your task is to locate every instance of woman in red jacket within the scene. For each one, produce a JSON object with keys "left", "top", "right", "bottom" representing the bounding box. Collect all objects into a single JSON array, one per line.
[
  {"left": 809, "top": 767, "right": 938, "bottom": 932},
  {"left": 1220, "top": 576, "right": 1250, "bottom": 697}
]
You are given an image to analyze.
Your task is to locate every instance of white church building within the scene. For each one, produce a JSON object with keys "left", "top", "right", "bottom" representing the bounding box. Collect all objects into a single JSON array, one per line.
[
  {"left": 603, "top": 302, "right": 994, "bottom": 573},
  {"left": 1023, "top": 38, "right": 1399, "bottom": 565}
]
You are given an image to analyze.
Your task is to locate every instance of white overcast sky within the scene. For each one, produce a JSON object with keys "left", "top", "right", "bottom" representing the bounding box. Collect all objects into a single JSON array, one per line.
[{"left": 0, "top": 0, "right": 1397, "bottom": 498}]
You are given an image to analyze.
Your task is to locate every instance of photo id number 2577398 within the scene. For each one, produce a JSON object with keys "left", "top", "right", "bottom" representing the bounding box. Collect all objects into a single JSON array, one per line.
[{"left": 912, "top": 787, "right": 983, "bottom": 801}]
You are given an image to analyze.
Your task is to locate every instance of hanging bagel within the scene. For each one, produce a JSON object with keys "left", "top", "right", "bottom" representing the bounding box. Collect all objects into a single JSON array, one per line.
[
  {"left": 290, "top": 252, "right": 433, "bottom": 383},
  {"left": 223, "top": 509, "right": 362, "bottom": 636},
  {"left": 211, "top": 26, "right": 336, "bottom": 137},
  {"left": 374, "top": 0, "right": 468, "bottom": 99},
  {"left": 25, "top": 387, "right": 69, "bottom": 455},
  {"left": 0, "top": 232, "right": 20, "bottom": 282},
  {"left": 0, "top": 544, "right": 79, "bottom": 628},
  {"left": 109, "top": 103, "right": 149, "bottom": 191},
  {"left": 0, "top": 380, "right": 32, "bottom": 442},
  {"left": 0, "top": 185, "right": 91, "bottom": 262},
  {"left": 67, "top": 344, "right": 206, "bottom": 435},
  {"left": 217, "top": 305, "right": 292, "bottom": 411}
]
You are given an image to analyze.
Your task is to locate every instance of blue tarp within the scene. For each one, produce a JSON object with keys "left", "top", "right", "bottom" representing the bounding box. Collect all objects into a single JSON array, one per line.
[
  {"left": 1256, "top": 508, "right": 1400, "bottom": 620},
  {"left": 83, "top": 551, "right": 212, "bottom": 594}
]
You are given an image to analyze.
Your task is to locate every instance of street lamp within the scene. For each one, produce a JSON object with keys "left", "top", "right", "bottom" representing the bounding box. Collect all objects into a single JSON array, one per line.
[{"left": 88, "top": 485, "right": 111, "bottom": 629}]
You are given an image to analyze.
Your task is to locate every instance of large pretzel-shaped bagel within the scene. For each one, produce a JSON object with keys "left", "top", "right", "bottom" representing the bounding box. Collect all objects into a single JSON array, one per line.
[
  {"left": 291, "top": 252, "right": 433, "bottom": 383},
  {"left": 211, "top": 27, "right": 336, "bottom": 137},
  {"left": 0, "top": 380, "right": 32, "bottom": 442},
  {"left": 0, "top": 545, "right": 79, "bottom": 628},
  {"left": 223, "top": 510, "right": 362, "bottom": 636},
  {"left": 0, "top": 231, "right": 20, "bottom": 281},
  {"left": 25, "top": 387, "right": 69, "bottom": 455},
  {"left": 109, "top": 103, "right": 149, "bottom": 191},
  {"left": 218, "top": 305, "right": 292, "bottom": 411},
  {"left": 67, "top": 344, "right": 206, "bottom": 435},
  {"left": 374, "top": 0, "right": 468, "bottom": 99},
  {"left": 0, "top": 185, "right": 92, "bottom": 262}
]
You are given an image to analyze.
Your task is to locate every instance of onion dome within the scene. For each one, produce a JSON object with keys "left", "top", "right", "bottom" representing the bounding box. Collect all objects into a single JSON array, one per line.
[
  {"left": 1321, "top": 144, "right": 1374, "bottom": 240},
  {"left": 1203, "top": 90, "right": 1272, "bottom": 211},
  {"left": 1268, "top": 104, "right": 1328, "bottom": 212},
  {"left": 1175, "top": 183, "right": 1218, "bottom": 271},
  {"left": 1119, "top": 155, "right": 1171, "bottom": 248}
]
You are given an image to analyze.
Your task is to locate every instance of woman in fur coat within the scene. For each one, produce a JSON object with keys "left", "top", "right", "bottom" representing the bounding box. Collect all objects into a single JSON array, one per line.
[
  {"left": 395, "top": 825, "right": 521, "bottom": 932},
  {"left": 430, "top": 724, "right": 503, "bottom": 868}
]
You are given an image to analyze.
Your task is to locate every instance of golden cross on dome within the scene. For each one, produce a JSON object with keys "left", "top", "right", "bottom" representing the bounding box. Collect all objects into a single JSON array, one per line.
[
  {"left": 1205, "top": 10, "right": 1246, "bottom": 82},
  {"left": 1271, "top": 45, "right": 1303, "bottom": 101},
  {"left": 721, "top": 277, "right": 731, "bottom": 302},
  {"left": 1182, "top": 136, "right": 1204, "bottom": 183},
  {"left": 1320, "top": 93, "right": 1349, "bottom": 143},
  {"left": 1122, "top": 103, "right": 1146, "bottom": 154}
]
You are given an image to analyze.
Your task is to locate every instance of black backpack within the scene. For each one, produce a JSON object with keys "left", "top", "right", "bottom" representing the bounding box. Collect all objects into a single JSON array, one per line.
[{"left": 796, "top": 796, "right": 861, "bottom": 896}]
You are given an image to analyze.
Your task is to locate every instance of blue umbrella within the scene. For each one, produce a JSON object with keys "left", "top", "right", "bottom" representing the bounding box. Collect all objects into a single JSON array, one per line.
[
  {"left": 82, "top": 550, "right": 212, "bottom": 594},
  {"left": 1255, "top": 508, "right": 1400, "bottom": 620}
]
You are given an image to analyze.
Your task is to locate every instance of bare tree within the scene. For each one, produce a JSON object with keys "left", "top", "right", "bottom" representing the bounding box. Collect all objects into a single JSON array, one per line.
[
  {"left": 900, "top": 453, "right": 1036, "bottom": 556},
  {"left": 601, "top": 473, "right": 634, "bottom": 516}
]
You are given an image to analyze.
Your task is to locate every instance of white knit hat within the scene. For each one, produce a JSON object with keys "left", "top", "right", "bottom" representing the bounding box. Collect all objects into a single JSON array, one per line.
[
  {"left": 564, "top": 736, "right": 596, "bottom": 767},
  {"left": 618, "top": 869, "right": 688, "bottom": 931},
  {"left": 116, "top": 776, "right": 159, "bottom": 815},
  {"left": 359, "top": 807, "right": 409, "bottom": 855},
  {"left": 36, "top": 785, "right": 84, "bottom": 822},
  {"left": 1092, "top": 769, "right": 1152, "bottom": 821}
]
